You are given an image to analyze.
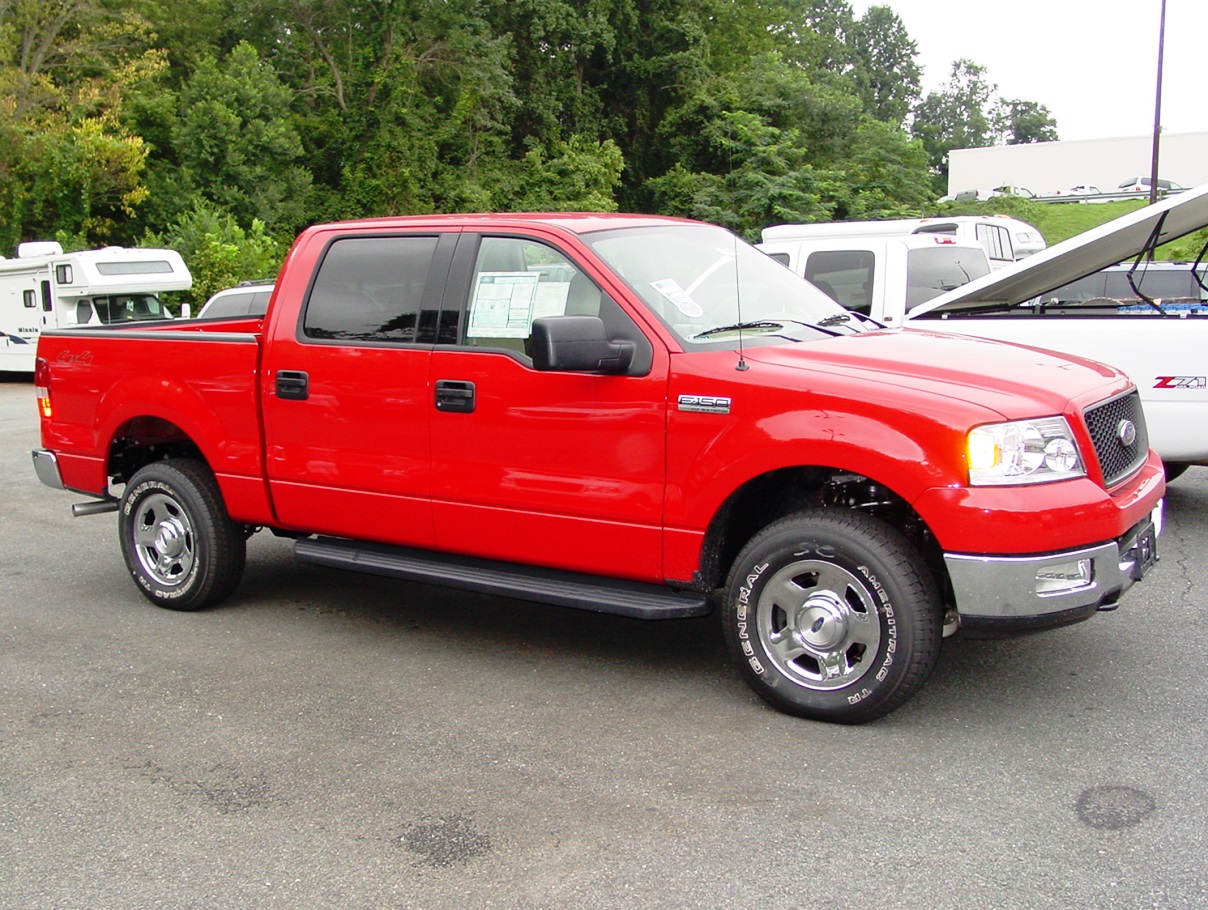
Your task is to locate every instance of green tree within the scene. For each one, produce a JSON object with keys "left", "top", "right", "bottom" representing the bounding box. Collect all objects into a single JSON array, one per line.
[
  {"left": 993, "top": 99, "right": 1059, "bottom": 145},
  {"left": 911, "top": 59, "right": 996, "bottom": 183},
  {"left": 849, "top": 5, "right": 921, "bottom": 127},
  {"left": 161, "top": 42, "right": 310, "bottom": 234},
  {"left": 143, "top": 199, "right": 282, "bottom": 308},
  {"left": 837, "top": 119, "right": 933, "bottom": 219},
  {"left": 649, "top": 110, "right": 838, "bottom": 239},
  {"left": 0, "top": 0, "right": 164, "bottom": 248}
]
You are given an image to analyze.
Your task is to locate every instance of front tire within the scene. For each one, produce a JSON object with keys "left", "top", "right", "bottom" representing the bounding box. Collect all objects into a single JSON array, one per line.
[
  {"left": 721, "top": 509, "right": 941, "bottom": 723},
  {"left": 118, "top": 459, "right": 246, "bottom": 610}
]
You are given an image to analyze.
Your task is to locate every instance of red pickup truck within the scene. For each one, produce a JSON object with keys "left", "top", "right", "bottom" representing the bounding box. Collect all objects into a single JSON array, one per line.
[{"left": 31, "top": 213, "right": 1164, "bottom": 723}]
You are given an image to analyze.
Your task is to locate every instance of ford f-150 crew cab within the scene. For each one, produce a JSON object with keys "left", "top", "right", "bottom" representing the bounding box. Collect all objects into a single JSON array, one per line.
[{"left": 31, "top": 213, "right": 1165, "bottom": 723}]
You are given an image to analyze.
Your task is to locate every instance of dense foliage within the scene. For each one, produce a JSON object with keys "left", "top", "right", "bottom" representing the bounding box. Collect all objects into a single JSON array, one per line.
[{"left": 0, "top": 0, "right": 1060, "bottom": 301}]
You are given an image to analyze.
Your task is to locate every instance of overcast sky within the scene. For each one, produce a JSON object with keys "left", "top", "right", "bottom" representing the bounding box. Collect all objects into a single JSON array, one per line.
[{"left": 850, "top": 0, "right": 1208, "bottom": 142}]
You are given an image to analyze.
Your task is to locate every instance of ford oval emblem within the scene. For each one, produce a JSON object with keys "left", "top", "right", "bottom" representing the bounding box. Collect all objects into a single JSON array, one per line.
[{"left": 1117, "top": 418, "right": 1137, "bottom": 447}]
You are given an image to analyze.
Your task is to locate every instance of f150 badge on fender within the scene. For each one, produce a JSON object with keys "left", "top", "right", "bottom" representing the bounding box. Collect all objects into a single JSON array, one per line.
[{"left": 677, "top": 394, "right": 732, "bottom": 414}]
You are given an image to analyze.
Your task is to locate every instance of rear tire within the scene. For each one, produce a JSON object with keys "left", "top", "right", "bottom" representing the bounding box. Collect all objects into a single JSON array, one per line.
[
  {"left": 721, "top": 509, "right": 941, "bottom": 723},
  {"left": 118, "top": 460, "right": 246, "bottom": 610}
]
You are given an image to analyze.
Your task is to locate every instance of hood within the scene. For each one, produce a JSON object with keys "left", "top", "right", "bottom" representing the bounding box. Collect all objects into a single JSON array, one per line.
[
  {"left": 910, "top": 181, "right": 1208, "bottom": 315},
  {"left": 745, "top": 328, "right": 1126, "bottom": 421}
]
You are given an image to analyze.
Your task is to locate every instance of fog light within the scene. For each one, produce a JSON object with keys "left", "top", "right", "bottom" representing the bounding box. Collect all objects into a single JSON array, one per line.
[{"left": 1036, "top": 558, "right": 1093, "bottom": 596}]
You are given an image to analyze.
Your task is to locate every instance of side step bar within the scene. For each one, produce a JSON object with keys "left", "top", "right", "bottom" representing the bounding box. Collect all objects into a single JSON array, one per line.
[{"left": 294, "top": 536, "right": 712, "bottom": 620}]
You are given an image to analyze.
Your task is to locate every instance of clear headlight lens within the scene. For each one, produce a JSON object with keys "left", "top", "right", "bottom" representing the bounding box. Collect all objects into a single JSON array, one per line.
[{"left": 967, "top": 416, "right": 1085, "bottom": 486}]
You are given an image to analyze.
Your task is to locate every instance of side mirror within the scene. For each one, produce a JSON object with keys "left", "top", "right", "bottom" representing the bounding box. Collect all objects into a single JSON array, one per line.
[{"left": 530, "top": 315, "right": 635, "bottom": 374}]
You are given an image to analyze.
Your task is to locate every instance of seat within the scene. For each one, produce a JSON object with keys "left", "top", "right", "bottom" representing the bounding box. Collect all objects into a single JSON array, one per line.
[{"left": 564, "top": 271, "right": 602, "bottom": 316}]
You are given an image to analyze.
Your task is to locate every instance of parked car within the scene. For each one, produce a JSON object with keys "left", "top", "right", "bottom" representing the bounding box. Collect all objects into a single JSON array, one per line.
[
  {"left": 1032, "top": 261, "right": 1207, "bottom": 312},
  {"left": 757, "top": 233, "right": 991, "bottom": 321},
  {"left": 1052, "top": 184, "right": 1102, "bottom": 197},
  {"left": 990, "top": 185, "right": 1035, "bottom": 199},
  {"left": 1118, "top": 177, "right": 1184, "bottom": 195},
  {"left": 197, "top": 282, "right": 274, "bottom": 319},
  {"left": 760, "top": 214, "right": 1045, "bottom": 271}
]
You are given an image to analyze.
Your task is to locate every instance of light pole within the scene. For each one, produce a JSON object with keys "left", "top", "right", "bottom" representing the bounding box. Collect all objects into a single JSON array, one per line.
[{"left": 1148, "top": 0, "right": 1167, "bottom": 206}]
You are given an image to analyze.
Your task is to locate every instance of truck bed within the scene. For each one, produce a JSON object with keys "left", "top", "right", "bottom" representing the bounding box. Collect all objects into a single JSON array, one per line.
[{"left": 36, "top": 322, "right": 269, "bottom": 520}]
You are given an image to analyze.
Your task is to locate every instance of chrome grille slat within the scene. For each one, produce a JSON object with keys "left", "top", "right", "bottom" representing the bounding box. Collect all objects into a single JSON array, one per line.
[{"left": 1083, "top": 390, "right": 1148, "bottom": 487}]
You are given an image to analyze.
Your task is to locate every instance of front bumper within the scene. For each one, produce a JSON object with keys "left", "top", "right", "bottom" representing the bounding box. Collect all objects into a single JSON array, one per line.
[{"left": 945, "top": 501, "right": 1162, "bottom": 635}]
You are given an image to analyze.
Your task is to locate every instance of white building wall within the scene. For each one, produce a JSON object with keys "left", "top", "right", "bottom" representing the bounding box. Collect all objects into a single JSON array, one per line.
[{"left": 947, "top": 132, "right": 1208, "bottom": 197}]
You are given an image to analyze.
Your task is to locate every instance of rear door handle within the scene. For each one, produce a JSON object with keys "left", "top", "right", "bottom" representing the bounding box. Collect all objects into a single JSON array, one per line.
[
  {"left": 435, "top": 379, "right": 475, "bottom": 413},
  {"left": 276, "top": 370, "right": 309, "bottom": 400}
]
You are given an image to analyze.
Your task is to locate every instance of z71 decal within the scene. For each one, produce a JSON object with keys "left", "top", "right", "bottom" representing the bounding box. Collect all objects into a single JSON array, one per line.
[{"left": 1153, "top": 376, "right": 1207, "bottom": 389}]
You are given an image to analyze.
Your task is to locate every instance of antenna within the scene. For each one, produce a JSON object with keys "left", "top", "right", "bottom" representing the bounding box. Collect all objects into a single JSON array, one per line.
[{"left": 734, "top": 232, "right": 748, "bottom": 371}]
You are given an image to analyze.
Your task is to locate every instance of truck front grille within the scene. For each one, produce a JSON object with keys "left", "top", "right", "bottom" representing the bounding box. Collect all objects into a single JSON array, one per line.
[{"left": 1083, "top": 389, "right": 1148, "bottom": 487}]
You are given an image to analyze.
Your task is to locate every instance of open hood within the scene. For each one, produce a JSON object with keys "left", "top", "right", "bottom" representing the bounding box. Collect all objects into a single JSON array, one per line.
[{"left": 910, "top": 182, "right": 1208, "bottom": 316}]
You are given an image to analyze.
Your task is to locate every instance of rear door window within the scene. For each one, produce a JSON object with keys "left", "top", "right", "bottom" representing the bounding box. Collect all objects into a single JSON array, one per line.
[{"left": 303, "top": 236, "right": 439, "bottom": 343}]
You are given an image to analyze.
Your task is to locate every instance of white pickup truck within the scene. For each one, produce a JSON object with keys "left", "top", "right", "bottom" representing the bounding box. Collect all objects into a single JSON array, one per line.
[{"left": 907, "top": 183, "right": 1208, "bottom": 480}]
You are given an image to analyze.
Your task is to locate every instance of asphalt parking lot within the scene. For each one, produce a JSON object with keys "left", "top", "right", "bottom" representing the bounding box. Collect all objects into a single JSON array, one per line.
[{"left": 2, "top": 373, "right": 1205, "bottom": 909}]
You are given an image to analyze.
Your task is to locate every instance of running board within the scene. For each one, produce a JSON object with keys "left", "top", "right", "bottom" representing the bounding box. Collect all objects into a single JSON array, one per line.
[{"left": 294, "top": 536, "right": 712, "bottom": 620}]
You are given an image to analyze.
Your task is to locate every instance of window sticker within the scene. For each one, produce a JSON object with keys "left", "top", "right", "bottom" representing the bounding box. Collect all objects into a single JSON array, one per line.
[
  {"left": 650, "top": 278, "right": 704, "bottom": 318},
  {"left": 467, "top": 272, "right": 540, "bottom": 338}
]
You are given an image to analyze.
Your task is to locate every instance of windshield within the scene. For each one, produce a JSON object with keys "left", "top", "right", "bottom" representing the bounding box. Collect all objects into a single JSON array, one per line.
[
  {"left": 583, "top": 223, "right": 866, "bottom": 349},
  {"left": 93, "top": 294, "right": 171, "bottom": 323}
]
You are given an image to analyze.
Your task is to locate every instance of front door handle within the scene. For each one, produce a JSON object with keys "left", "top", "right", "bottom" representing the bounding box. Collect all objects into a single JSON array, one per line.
[
  {"left": 276, "top": 370, "right": 309, "bottom": 400},
  {"left": 435, "top": 379, "right": 475, "bottom": 413}
]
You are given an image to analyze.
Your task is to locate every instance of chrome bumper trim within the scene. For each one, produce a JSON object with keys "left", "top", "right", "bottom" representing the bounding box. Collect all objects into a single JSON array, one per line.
[
  {"left": 31, "top": 449, "right": 65, "bottom": 491},
  {"left": 945, "top": 504, "right": 1161, "bottom": 628}
]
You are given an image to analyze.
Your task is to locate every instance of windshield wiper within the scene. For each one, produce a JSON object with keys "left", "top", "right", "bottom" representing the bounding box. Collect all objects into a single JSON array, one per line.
[{"left": 693, "top": 320, "right": 786, "bottom": 339}]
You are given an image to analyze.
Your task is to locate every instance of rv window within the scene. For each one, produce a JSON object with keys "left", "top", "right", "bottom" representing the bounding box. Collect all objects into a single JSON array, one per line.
[
  {"left": 55, "top": 265, "right": 73, "bottom": 284},
  {"left": 96, "top": 260, "right": 176, "bottom": 276},
  {"left": 23, "top": 290, "right": 35, "bottom": 308},
  {"left": 92, "top": 294, "right": 170, "bottom": 322}
]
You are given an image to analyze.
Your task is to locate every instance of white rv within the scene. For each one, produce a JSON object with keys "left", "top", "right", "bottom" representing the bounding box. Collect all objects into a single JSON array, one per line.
[
  {"left": 0, "top": 242, "right": 192, "bottom": 372},
  {"left": 761, "top": 215, "right": 1046, "bottom": 270}
]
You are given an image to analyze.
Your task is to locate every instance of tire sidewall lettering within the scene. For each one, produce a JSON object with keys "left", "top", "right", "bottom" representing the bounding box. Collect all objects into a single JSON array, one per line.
[
  {"left": 730, "top": 539, "right": 901, "bottom": 691},
  {"left": 735, "top": 561, "right": 769, "bottom": 675}
]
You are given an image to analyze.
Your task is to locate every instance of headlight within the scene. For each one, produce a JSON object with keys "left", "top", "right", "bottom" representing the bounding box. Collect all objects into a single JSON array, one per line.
[{"left": 967, "top": 416, "right": 1085, "bottom": 486}]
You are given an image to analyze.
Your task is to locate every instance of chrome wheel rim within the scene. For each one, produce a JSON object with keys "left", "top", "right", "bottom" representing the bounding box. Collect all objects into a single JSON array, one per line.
[
  {"left": 132, "top": 492, "right": 196, "bottom": 587},
  {"left": 755, "top": 558, "right": 882, "bottom": 690}
]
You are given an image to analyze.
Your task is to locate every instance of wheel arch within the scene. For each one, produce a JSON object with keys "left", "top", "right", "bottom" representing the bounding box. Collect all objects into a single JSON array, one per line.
[
  {"left": 91, "top": 369, "right": 265, "bottom": 509},
  {"left": 107, "top": 413, "right": 209, "bottom": 485},
  {"left": 695, "top": 465, "right": 951, "bottom": 606}
]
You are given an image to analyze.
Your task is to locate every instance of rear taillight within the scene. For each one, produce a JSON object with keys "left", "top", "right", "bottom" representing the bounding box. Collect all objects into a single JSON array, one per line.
[{"left": 33, "top": 357, "right": 52, "bottom": 419}]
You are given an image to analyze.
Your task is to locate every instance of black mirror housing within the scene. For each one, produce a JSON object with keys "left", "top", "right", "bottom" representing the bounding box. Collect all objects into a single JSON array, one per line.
[{"left": 530, "top": 315, "right": 636, "bottom": 374}]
